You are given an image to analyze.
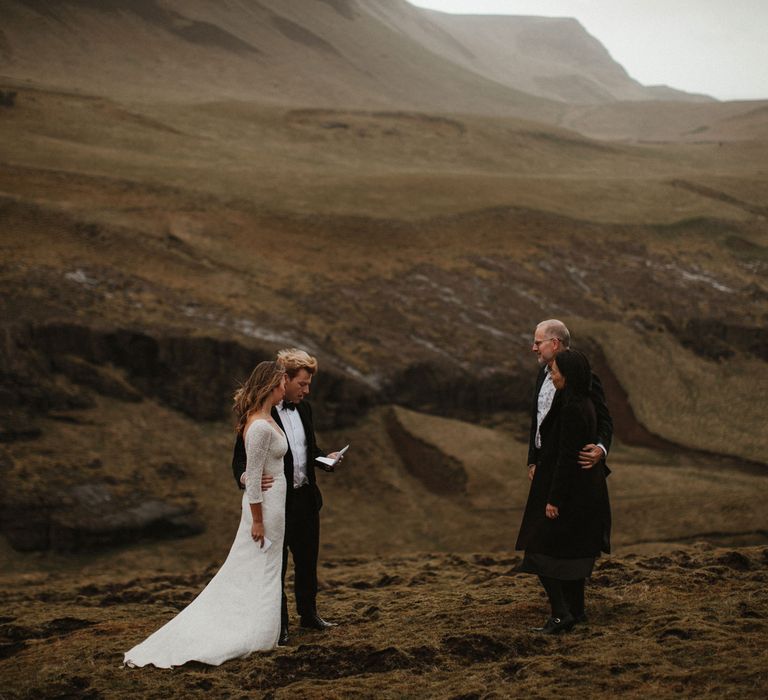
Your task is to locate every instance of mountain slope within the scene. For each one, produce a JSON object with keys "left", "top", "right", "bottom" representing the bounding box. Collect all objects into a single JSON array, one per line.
[
  {"left": 0, "top": 0, "right": 554, "bottom": 118},
  {"left": 378, "top": 6, "right": 713, "bottom": 104},
  {"left": 5, "top": 0, "right": 764, "bottom": 143},
  {"left": 0, "top": 0, "right": 710, "bottom": 114}
]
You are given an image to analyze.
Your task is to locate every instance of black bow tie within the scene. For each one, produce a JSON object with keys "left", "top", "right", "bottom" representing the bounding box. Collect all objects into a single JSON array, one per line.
[{"left": 283, "top": 402, "right": 297, "bottom": 411}]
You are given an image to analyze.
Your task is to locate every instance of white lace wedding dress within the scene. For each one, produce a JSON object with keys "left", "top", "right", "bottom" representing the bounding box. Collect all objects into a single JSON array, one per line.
[{"left": 124, "top": 420, "right": 287, "bottom": 668}]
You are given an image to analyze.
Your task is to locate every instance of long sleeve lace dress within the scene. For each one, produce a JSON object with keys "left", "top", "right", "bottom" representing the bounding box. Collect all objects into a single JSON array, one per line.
[{"left": 124, "top": 420, "right": 287, "bottom": 668}]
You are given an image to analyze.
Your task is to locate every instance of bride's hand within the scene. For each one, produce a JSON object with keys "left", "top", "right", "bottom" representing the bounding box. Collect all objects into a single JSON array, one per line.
[{"left": 251, "top": 521, "right": 265, "bottom": 547}]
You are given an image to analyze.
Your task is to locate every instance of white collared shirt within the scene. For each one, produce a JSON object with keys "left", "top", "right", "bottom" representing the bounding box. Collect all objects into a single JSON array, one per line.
[
  {"left": 535, "top": 366, "right": 556, "bottom": 449},
  {"left": 533, "top": 368, "right": 608, "bottom": 458},
  {"left": 278, "top": 401, "right": 309, "bottom": 488}
]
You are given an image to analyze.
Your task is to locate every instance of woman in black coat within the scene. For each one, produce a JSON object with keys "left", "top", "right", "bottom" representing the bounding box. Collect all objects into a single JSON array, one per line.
[{"left": 516, "top": 348, "right": 611, "bottom": 634}]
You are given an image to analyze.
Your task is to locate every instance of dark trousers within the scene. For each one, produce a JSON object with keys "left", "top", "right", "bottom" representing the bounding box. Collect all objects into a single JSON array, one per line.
[
  {"left": 539, "top": 576, "right": 586, "bottom": 618},
  {"left": 281, "top": 484, "right": 320, "bottom": 626}
]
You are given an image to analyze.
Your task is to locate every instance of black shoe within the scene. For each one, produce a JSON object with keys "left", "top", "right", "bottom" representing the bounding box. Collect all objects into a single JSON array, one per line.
[
  {"left": 532, "top": 614, "right": 575, "bottom": 635},
  {"left": 277, "top": 626, "right": 289, "bottom": 646},
  {"left": 572, "top": 612, "right": 588, "bottom": 624},
  {"left": 299, "top": 614, "right": 337, "bottom": 630}
]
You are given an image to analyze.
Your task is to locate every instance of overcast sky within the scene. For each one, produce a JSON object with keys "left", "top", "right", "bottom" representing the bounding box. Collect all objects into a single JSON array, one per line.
[{"left": 407, "top": 0, "right": 768, "bottom": 101}]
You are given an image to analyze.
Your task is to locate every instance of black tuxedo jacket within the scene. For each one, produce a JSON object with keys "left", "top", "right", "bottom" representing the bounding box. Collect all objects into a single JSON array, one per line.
[
  {"left": 232, "top": 401, "right": 326, "bottom": 510},
  {"left": 527, "top": 365, "right": 613, "bottom": 468}
]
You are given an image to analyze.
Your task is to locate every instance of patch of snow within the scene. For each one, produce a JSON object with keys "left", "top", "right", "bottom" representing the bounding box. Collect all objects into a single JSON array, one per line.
[
  {"left": 65, "top": 269, "right": 97, "bottom": 286},
  {"left": 680, "top": 270, "right": 734, "bottom": 293},
  {"left": 565, "top": 265, "right": 591, "bottom": 294},
  {"left": 474, "top": 323, "right": 512, "bottom": 339}
]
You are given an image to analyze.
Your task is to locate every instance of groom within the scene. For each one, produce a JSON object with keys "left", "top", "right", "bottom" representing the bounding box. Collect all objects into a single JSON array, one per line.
[{"left": 232, "top": 348, "right": 341, "bottom": 645}]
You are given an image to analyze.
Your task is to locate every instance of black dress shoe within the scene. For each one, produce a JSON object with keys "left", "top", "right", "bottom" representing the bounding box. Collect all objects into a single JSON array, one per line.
[
  {"left": 299, "top": 614, "right": 337, "bottom": 630},
  {"left": 277, "top": 626, "right": 289, "bottom": 646},
  {"left": 532, "top": 614, "right": 575, "bottom": 634},
  {"left": 572, "top": 612, "right": 588, "bottom": 624}
]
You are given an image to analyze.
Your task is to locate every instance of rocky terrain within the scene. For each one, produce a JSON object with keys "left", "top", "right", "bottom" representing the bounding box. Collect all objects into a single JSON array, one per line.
[
  {"left": 0, "top": 1, "right": 767, "bottom": 696},
  {"left": 1, "top": 545, "right": 767, "bottom": 698}
]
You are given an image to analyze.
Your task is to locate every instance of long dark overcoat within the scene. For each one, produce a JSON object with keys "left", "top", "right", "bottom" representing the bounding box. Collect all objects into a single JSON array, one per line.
[{"left": 516, "top": 395, "right": 611, "bottom": 558}]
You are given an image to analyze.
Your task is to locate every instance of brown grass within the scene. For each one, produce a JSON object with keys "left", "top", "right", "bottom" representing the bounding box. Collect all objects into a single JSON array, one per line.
[
  {"left": 580, "top": 321, "right": 768, "bottom": 464},
  {"left": 1, "top": 545, "right": 767, "bottom": 698}
]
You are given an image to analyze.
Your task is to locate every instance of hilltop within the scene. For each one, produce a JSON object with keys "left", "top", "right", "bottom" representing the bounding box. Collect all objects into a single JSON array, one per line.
[{"left": 3, "top": 0, "right": 759, "bottom": 144}]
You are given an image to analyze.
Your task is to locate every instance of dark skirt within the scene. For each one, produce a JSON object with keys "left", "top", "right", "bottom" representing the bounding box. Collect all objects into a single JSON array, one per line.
[{"left": 518, "top": 551, "right": 596, "bottom": 580}]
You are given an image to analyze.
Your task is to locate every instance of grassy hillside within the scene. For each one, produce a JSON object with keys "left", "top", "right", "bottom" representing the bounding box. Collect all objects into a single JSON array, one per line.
[
  {"left": 0, "top": 5, "right": 766, "bottom": 697},
  {"left": 1, "top": 85, "right": 766, "bottom": 465}
]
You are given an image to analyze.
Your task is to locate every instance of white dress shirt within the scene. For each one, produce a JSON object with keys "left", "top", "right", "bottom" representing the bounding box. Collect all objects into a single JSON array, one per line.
[
  {"left": 534, "top": 367, "right": 608, "bottom": 457},
  {"left": 535, "top": 367, "right": 556, "bottom": 449},
  {"left": 278, "top": 402, "right": 309, "bottom": 488}
]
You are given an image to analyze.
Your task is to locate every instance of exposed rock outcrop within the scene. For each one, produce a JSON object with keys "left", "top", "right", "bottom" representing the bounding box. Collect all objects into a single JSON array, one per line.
[
  {"left": 1, "top": 322, "right": 376, "bottom": 429},
  {"left": 0, "top": 449, "right": 203, "bottom": 552},
  {"left": 385, "top": 408, "right": 468, "bottom": 496}
]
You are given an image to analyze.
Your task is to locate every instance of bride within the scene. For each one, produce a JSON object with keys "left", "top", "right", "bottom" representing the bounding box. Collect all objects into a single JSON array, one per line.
[{"left": 124, "top": 361, "right": 288, "bottom": 667}]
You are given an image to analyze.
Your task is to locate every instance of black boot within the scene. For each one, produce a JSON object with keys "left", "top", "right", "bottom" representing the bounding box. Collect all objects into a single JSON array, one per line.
[
  {"left": 532, "top": 576, "right": 574, "bottom": 634},
  {"left": 532, "top": 615, "right": 575, "bottom": 634}
]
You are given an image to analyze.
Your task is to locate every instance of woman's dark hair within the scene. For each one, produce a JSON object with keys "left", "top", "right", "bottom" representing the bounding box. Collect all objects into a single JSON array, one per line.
[{"left": 553, "top": 349, "right": 592, "bottom": 402}]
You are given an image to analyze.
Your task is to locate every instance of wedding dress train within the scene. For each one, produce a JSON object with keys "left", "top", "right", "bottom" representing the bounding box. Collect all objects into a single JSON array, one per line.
[{"left": 124, "top": 421, "right": 287, "bottom": 668}]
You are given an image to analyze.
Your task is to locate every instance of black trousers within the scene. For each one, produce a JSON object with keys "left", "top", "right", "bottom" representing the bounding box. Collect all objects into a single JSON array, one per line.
[{"left": 281, "top": 484, "right": 320, "bottom": 624}]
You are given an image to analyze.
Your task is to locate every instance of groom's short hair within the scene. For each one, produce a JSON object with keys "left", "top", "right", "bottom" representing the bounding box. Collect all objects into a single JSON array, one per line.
[{"left": 276, "top": 348, "right": 318, "bottom": 378}]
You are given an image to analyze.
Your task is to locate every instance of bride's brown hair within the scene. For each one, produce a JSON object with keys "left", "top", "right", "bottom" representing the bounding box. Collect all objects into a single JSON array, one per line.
[{"left": 233, "top": 361, "right": 285, "bottom": 435}]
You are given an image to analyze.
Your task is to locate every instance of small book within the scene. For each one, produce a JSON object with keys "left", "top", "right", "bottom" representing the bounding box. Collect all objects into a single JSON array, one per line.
[{"left": 315, "top": 444, "right": 349, "bottom": 468}]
